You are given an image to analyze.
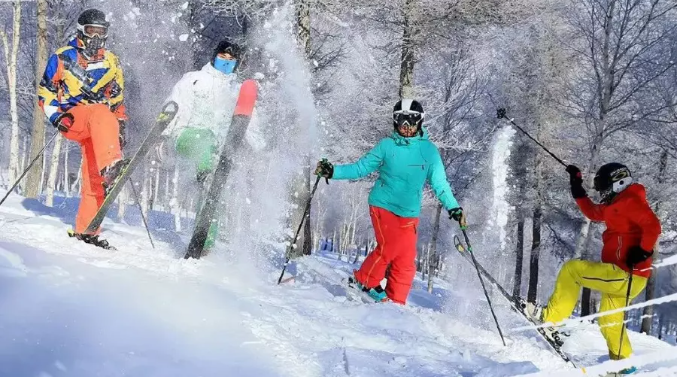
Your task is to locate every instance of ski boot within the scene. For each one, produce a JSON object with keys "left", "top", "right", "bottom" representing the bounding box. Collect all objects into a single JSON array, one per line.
[
  {"left": 67, "top": 230, "right": 115, "bottom": 250},
  {"left": 347, "top": 275, "right": 388, "bottom": 302},
  {"left": 100, "top": 159, "right": 130, "bottom": 197},
  {"left": 519, "top": 299, "right": 565, "bottom": 347}
]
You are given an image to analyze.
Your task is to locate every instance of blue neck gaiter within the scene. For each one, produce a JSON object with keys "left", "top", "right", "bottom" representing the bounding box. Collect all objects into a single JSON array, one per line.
[{"left": 214, "top": 57, "right": 237, "bottom": 74}]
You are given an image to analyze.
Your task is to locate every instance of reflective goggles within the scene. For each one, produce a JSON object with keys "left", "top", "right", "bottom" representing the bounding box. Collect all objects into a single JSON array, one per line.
[
  {"left": 393, "top": 111, "right": 423, "bottom": 127},
  {"left": 83, "top": 24, "right": 108, "bottom": 38}
]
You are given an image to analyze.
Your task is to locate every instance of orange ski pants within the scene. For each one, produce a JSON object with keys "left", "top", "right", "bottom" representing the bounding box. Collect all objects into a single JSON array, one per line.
[
  {"left": 62, "top": 104, "right": 122, "bottom": 234},
  {"left": 354, "top": 206, "right": 419, "bottom": 304}
]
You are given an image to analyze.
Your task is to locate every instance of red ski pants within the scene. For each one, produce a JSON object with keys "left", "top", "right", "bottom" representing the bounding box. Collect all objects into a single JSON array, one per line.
[
  {"left": 63, "top": 104, "right": 122, "bottom": 234},
  {"left": 354, "top": 206, "right": 419, "bottom": 304}
]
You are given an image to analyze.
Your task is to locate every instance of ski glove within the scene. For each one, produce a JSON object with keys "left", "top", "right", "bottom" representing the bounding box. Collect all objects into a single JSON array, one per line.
[
  {"left": 53, "top": 113, "right": 74, "bottom": 133},
  {"left": 315, "top": 159, "right": 334, "bottom": 179},
  {"left": 566, "top": 165, "right": 587, "bottom": 199},
  {"left": 626, "top": 246, "right": 653, "bottom": 267},
  {"left": 118, "top": 120, "right": 127, "bottom": 148},
  {"left": 449, "top": 207, "right": 467, "bottom": 228}
]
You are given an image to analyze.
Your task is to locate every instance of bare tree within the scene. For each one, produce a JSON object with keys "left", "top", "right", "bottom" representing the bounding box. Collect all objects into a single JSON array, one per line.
[
  {"left": 0, "top": 0, "right": 22, "bottom": 189},
  {"left": 561, "top": 0, "right": 677, "bottom": 315},
  {"left": 24, "top": 0, "right": 49, "bottom": 198}
]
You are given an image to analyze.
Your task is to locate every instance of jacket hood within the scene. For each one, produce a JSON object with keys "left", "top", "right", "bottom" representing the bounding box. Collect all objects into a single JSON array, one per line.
[{"left": 390, "top": 127, "right": 430, "bottom": 146}]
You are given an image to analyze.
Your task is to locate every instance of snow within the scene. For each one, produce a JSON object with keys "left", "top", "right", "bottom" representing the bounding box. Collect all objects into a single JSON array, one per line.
[
  {"left": 179, "top": 34, "right": 189, "bottom": 42},
  {"left": 489, "top": 126, "right": 516, "bottom": 250},
  {"left": 0, "top": 190, "right": 675, "bottom": 376}
]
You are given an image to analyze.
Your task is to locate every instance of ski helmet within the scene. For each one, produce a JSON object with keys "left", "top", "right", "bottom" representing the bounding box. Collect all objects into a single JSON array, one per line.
[
  {"left": 393, "top": 99, "right": 424, "bottom": 137},
  {"left": 76, "top": 9, "right": 109, "bottom": 57},
  {"left": 212, "top": 39, "right": 243, "bottom": 74},
  {"left": 593, "top": 162, "right": 633, "bottom": 203}
]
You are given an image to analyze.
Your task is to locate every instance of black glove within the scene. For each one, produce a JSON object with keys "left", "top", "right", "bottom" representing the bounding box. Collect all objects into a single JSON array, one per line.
[
  {"left": 53, "top": 113, "right": 74, "bottom": 133},
  {"left": 315, "top": 159, "right": 334, "bottom": 179},
  {"left": 566, "top": 165, "right": 587, "bottom": 199},
  {"left": 449, "top": 207, "right": 467, "bottom": 228},
  {"left": 626, "top": 246, "right": 653, "bottom": 267},
  {"left": 118, "top": 120, "right": 127, "bottom": 148}
]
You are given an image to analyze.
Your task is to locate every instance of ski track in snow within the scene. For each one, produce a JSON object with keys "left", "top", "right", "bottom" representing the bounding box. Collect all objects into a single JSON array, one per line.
[{"left": 0, "top": 191, "right": 675, "bottom": 376}]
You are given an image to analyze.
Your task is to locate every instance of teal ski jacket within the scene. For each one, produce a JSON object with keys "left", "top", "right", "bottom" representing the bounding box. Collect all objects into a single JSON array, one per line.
[{"left": 332, "top": 128, "right": 460, "bottom": 218}]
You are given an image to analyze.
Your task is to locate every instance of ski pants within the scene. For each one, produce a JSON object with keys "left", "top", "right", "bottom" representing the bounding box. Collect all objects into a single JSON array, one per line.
[
  {"left": 542, "top": 259, "right": 647, "bottom": 359},
  {"left": 354, "top": 206, "right": 419, "bottom": 304},
  {"left": 63, "top": 104, "right": 122, "bottom": 234},
  {"left": 175, "top": 128, "right": 219, "bottom": 249}
]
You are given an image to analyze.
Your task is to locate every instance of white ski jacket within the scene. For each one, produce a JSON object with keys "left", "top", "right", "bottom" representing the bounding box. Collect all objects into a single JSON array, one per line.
[{"left": 162, "top": 63, "right": 265, "bottom": 151}]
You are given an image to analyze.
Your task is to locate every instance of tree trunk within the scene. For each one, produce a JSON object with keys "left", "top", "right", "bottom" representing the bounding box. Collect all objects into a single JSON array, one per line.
[
  {"left": 421, "top": 243, "right": 428, "bottom": 280},
  {"left": 398, "top": 0, "right": 416, "bottom": 98},
  {"left": 428, "top": 204, "right": 442, "bottom": 293},
  {"left": 25, "top": 0, "right": 49, "bottom": 198},
  {"left": 642, "top": 150, "right": 668, "bottom": 334},
  {"left": 1, "top": 1, "right": 22, "bottom": 190},
  {"left": 64, "top": 144, "right": 70, "bottom": 196},
  {"left": 578, "top": 145, "right": 601, "bottom": 316},
  {"left": 527, "top": 205, "right": 542, "bottom": 303},
  {"left": 117, "top": 184, "right": 127, "bottom": 220},
  {"left": 581, "top": 288, "right": 592, "bottom": 317},
  {"left": 45, "top": 136, "right": 62, "bottom": 206},
  {"left": 163, "top": 168, "right": 170, "bottom": 211},
  {"left": 140, "top": 167, "right": 150, "bottom": 217},
  {"left": 513, "top": 217, "right": 525, "bottom": 298},
  {"left": 171, "top": 162, "right": 181, "bottom": 232},
  {"left": 152, "top": 166, "right": 160, "bottom": 210}
]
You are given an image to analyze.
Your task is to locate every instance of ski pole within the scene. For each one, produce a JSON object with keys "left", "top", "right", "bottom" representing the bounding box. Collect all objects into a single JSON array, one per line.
[
  {"left": 496, "top": 108, "right": 567, "bottom": 167},
  {"left": 460, "top": 227, "right": 507, "bottom": 346},
  {"left": 0, "top": 132, "right": 59, "bottom": 207},
  {"left": 616, "top": 266, "right": 634, "bottom": 359},
  {"left": 128, "top": 179, "right": 155, "bottom": 249},
  {"left": 277, "top": 174, "right": 325, "bottom": 284}
]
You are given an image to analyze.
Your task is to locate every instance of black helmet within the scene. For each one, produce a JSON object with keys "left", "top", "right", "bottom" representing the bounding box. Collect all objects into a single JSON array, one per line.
[
  {"left": 76, "top": 9, "right": 109, "bottom": 57},
  {"left": 212, "top": 39, "right": 243, "bottom": 65},
  {"left": 593, "top": 162, "right": 633, "bottom": 203},
  {"left": 393, "top": 99, "right": 424, "bottom": 137}
]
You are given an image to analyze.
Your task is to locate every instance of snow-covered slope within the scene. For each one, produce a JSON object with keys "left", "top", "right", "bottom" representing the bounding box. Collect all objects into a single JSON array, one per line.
[{"left": 0, "top": 192, "right": 675, "bottom": 377}]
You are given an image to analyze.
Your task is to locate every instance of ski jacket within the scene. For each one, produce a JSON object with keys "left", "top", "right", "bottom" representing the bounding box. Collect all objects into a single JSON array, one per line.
[
  {"left": 162, "top": 63, "right": 265, "bottom": 151},
  {"left": 332, "top": 128, "right": 460, "bottom": 218},
  {"left": 38, "top": 38, "right": 127, "bottom": 124},
  {"left": 575, "top": 183, "right": 661, "bottom": 277}
]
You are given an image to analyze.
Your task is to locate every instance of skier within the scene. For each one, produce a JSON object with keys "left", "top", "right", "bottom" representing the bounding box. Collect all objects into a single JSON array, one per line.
[
  {"left": 156, "top": 39, "right": 265, "bottom": 252},
  {"left": 38, "top": 9, "right": 127, "bottom": 248},
  {"left": 524, "top": 163, "right": 661, "bottom": 375},
  {"left": 314, "top": 99, "right": 465, "bottom": 304}
]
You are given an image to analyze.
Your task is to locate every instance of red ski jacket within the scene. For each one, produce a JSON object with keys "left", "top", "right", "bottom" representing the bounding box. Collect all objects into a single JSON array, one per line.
[{"left": 575, "top": 183, "right": 661, "bottom": 278}]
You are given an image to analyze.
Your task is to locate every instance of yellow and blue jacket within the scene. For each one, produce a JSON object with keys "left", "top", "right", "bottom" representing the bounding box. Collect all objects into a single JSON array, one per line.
[{"left": 38, "top": 38, "right": 127, "bottom": 124}]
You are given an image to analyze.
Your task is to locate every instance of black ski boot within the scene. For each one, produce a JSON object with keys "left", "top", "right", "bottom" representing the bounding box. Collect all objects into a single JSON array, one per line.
[
  {"left": 68, "top": 230, "right": 116, "bottom": 250},
  {"left": 100, "top": 159, "right": 129, "bottom": 196}
]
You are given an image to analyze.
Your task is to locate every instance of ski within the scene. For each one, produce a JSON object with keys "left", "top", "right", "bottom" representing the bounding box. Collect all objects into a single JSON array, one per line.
[
  {"left": 453, "top": 235, "right": 577, "bottom": 368},
  {"left": 83, "top": 101, "right": 179, "bottom": 234},
  {"left": 184, "top": 79, "right": 258, "bottom": 259}
]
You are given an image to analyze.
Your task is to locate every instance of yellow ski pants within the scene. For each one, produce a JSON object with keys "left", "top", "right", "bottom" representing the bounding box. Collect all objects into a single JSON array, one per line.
[{"left": 542, "top": 259, "right": 647, "bottom": 359}]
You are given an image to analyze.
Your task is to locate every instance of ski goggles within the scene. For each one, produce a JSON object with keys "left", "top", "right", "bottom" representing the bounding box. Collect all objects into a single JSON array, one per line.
[
  {"left": 82, "top": 24, "right": 108, "bottom": 38},
  {"left": 393, "top": 111, "right": 423, "bottom": 127}
]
